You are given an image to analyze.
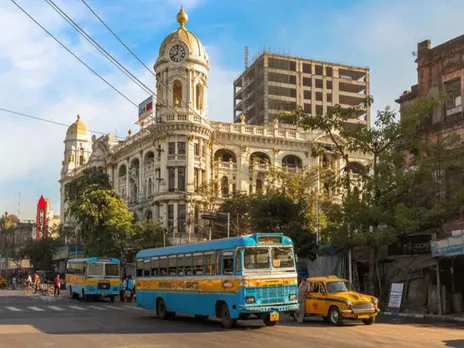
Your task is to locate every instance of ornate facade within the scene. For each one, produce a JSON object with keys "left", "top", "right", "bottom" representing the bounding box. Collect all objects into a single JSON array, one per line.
[{"left": 59, "top": 7, "right": 370, "bottom": 244}]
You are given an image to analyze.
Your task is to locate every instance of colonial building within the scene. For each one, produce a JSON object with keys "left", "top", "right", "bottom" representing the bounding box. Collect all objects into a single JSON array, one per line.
[{"left": 59, "top": 6, "right": 370, "bottom": 244}]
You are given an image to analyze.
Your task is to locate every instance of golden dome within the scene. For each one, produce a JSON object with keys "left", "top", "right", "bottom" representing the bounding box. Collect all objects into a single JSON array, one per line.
[
  {"left": 157, "top": 6, "right": 208, "bottom": 63},
  {"left": 66, "top": 114, "right": 88, "bottom": 138}
]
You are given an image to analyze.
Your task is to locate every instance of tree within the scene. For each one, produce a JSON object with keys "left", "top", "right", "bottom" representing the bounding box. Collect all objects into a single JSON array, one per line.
[
  {"left": 65, "top": 167, "right": 111, "bottom": 202},
  {"left": 282, "top": 96, "right": 446, "bottom": 294},
  {"left": 132, "top": 220, "right": 167, "bottom": 250},
  {"left": 219, "top": 193, "right": 253, "bottom": 236},
  {"left": 67, "top": 187, "right": 135, "bottom": 258},
  {"left": 20, "top": 237, "right": 62, "bottom": 270}
]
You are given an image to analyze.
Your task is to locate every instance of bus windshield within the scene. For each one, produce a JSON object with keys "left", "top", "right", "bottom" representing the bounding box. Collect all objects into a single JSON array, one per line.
[
  {"left": 244, "top": 248, "right": 270, "bottom": 270},
  {"left": 87, "top": 262, "right": 104, "bottom": 277},
  {"left": 272, "top": 247, "right": 295, "bottom": 268},
  {"left": 105, "top": 263, "right": 120, "bottom": 278}
]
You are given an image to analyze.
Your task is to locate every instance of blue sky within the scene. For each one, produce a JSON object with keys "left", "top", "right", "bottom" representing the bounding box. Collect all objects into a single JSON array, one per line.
[{"left": 0, "top": 0, "right": 463, "bottom": 219}]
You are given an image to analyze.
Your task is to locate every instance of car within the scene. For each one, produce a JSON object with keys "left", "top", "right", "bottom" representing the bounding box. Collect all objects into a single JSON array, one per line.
[
  {"left": 0, "top": 277, "right": 7, "bottom": 289},
  {"left": 293, "top": 275, "right": 379, "bottom": 326}
]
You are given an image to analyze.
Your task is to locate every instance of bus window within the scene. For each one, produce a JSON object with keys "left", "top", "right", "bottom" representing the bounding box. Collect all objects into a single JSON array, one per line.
[
  {"left": 168, "top": 255, "right": 177, "bottom": 276},
  {"left": 222, "top": 252, "right": 233, "bottom": 275},
  {"left": 136, "top": 259, "right": 143, "bottom": 277},
  {"left": 105, "top": 263, "right": 120, "bottom": 277},
  {"left": 159, "top": 256, "right": 168, "bottom": 276},
  {"left": 235, "top": 248, "right": 242, "bottom": 273},
  {"left": 204, "top": 252, "right": 215, "bottom": 276},
  {"left": 184, "top": 254, "right": 193, "bottom": 276},
  {"left": 151, "top": 257, "right": 159, "bottom": 276},
  {"left": 143, "top": 260, "right": 151, "bottom": 277},
  {"left": 193, "top": 253, "right": 203, "bottom": 276},
  {"left": 178, "top": 254, "right": 185, "bottom": 276}
]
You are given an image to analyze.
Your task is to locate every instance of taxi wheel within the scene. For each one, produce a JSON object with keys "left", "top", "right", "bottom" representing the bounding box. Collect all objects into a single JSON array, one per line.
[
  {"left": 328, "top": 306, "right": 343, "bottom": 326},
  {"left": 362, "top": 317, "right": 375, "bottom": 325}
]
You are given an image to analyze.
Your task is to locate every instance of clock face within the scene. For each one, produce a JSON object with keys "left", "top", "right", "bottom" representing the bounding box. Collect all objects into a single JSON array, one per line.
[{"left": 169, "top": 45, "right": 186, "bottom": 62}]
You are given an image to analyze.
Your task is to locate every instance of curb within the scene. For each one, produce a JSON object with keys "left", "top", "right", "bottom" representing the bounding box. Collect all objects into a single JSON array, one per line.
[{"left": 380, "top": 311, "right": 464, "bottom": 323}]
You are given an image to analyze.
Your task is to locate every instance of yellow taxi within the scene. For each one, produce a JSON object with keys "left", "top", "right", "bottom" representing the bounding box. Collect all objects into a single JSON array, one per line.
[
  {"left": 294, "top": 276, "right": 379, "bottom": 326},
  {"left": 0, "top": 277, "right": 7, "bottom": 289}
]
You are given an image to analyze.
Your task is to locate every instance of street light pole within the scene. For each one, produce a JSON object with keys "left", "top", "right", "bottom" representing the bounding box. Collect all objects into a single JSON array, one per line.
[{"left": 227, "top": 212, "right": 230, "bottom": 238}]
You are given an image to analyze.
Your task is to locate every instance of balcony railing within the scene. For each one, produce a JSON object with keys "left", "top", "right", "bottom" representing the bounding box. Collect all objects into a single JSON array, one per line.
[{"left": 215, "top": 161, "right": 237, "bottom": 170}]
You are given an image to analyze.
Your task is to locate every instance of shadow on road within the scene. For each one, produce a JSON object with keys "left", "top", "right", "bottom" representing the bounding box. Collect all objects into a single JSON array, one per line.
[{"left": 443, "top": 340, "right": 464, "bottom": 348}]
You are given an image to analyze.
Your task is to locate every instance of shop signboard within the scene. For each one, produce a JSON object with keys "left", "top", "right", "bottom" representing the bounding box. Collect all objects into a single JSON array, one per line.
[{"left": 430, "top": 235, "right": 464, "bottom": 257}]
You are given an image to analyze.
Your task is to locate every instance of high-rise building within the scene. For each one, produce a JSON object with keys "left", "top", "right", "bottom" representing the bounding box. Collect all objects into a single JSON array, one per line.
[{"left": 233, "top": 52, "right": 370, "bottom": 128}]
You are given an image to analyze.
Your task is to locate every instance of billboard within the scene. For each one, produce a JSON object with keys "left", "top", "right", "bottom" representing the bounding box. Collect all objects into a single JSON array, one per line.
[
  {"left": 138, "top": 96, "right": 154, "bottom": 122},
  {"left": 35, "top": 195, "right": 47, "bottom": 240}
]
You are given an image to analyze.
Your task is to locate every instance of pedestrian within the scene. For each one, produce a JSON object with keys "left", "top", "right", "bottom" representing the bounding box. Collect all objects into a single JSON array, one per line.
[
  {"left": 54, "top": 274, "right": 61, "bottom": 297},
  {"left": 120, "top": 276, "right": 126, "bottom": 302},
  {"left": 12, "top": 276, "right": 17, "bottom": 290},
  {"left": 33, "top": 272, "right": 41, "bottom": 294},
  {"left": 126, "top": 275, "right": 135, "bottom": 303},
  {"left": 297, "top": 278, "right": 310, "bottom": 324}
]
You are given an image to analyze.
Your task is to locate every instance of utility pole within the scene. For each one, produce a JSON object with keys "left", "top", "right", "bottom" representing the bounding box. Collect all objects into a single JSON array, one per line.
[{"left": 227, "top": 212, "right": 230, "bottom": 238}]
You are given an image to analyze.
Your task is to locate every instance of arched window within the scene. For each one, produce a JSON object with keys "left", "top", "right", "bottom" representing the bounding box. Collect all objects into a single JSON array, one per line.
[
  {"left": 145, "top": 210, "right": 153, "bottom": 221},
  {"left": 119, "top": 165, "right": 127, "bottom": 178},
  {"left": 79, "top": 147, "right": 85, "bottom": 165},
  {"left": 282, "top": 155, "right": 302, "bottom": 169},
  {"left": 214, "top": 149, "right": 237, "bottom": 163},
  {"left": 196, "top": 84, "right": 204, "bottom": 110},
  {"left": 130, "top": 179, "right": 138, "bottom": 203},
  {"left": 173, "top": 80, "right": 182, "bottom": 107},
  {"left": 221, "top": 176, "right": 229, "bottom": 197}
]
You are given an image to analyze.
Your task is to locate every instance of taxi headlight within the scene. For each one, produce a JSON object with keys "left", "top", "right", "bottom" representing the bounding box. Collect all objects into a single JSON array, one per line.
[
  {"left": 372, "top": 297, "right": 378, "bottom": 304},
  {"left": 245, "top": 296, "right": 255, "bottom": 304},
  {"left": 289, "top": 294, "right": 297, "bottom": 301},
  {"left": 344, "top": 299, "right": 352, "bottom": 306}
]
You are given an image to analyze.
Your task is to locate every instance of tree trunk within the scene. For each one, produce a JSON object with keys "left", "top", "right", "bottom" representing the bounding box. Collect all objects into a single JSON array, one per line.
[{"left": 368, "top": 246, "right": 376, "bottom": 295}]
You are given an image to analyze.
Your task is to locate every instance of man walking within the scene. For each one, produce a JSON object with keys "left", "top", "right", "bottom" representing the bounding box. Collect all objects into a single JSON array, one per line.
[
  {"left": 297, "top": 277, "right": 310, "bottom": 324},
  {"left": 54, "top": 275, "right": 61, "bottom": 297}
]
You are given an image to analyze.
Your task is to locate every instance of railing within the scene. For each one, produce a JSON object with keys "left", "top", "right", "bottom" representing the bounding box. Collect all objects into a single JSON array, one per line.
[
  {"left": 249, "top": 163, "right": 269, "bottom": 172},
  {"left": 167, "top": 154, "right": 187, "bottom": 161},
  {"left": 215, "top": 161, "right": 238, "bottom": 170},
  {"left": 212, "top": 121, "right": 318, "bottom": 141}
]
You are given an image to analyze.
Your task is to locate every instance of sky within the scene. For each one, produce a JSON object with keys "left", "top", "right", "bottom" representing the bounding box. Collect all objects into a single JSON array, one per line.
[{"left": 0, "top": 0, "right": 463, "bottom": 220}]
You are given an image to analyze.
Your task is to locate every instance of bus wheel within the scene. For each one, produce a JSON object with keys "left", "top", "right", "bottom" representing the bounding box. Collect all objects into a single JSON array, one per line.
[
  {"left": 220, "top": 303, "right": 237, "bottom": 329},
  {"left": 263, "top": 314, "right": 278, "bottom": 326},
  {"left": 157, "top": 299, "right": 170, "bottom": 320}
]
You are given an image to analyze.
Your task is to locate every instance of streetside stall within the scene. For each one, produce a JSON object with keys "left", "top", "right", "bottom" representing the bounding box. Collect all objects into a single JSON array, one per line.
[{"left": 430, "top": 233, "right": 464, "bottom": 315}]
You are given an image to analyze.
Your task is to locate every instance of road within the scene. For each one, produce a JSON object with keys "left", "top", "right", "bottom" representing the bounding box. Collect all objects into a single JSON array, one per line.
[{"left": 0, "top": 291, "right": 462, "bottom": 348}]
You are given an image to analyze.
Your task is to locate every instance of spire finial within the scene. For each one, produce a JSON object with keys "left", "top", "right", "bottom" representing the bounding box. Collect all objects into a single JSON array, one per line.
[
  {"left": 177, "top": 5, "right": 188, "bottom": 28},
  {"left": 77, "top": 114, "right": 80, "bottom": 121}
]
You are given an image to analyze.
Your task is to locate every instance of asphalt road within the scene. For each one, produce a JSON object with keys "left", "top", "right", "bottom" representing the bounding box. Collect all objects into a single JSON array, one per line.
[{"left": 0, "top": 291, "right": 462, "bottom": 348}]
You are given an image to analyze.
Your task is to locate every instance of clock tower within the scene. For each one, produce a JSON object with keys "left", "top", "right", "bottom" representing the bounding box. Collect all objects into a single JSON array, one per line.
[{"left": 154, "top": 5, "right": 209, "bottom": 120}]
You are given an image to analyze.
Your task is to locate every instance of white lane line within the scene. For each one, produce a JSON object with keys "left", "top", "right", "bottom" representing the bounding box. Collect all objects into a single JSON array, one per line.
[
  {"left": 103, "top": 305, "right": 122, "bottom": 310},
  {"left": 88, "top": 305, "right": 107, "bottom": 311},
  {"left": 123, "top": 305, "right": 143, "bottom": 310},
  {"left": 5, "top": 306, "right": 22, "bottom": 312},
  {"left": 48, "top": 306, "right": 64, "bottom": 311},
  {"left": 28, "top": 306, "right": 44, "bottom": 312},
  {"left": 68, "top": 305, "right": 86, "bottom": 311}
]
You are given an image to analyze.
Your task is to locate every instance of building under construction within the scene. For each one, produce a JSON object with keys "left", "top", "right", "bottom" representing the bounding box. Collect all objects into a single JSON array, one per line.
[{"left": 233, "top": 51, "right": 370, "bottom": 127}]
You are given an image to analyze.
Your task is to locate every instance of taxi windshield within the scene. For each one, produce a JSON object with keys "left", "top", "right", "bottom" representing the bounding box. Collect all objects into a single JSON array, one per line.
[{"left": 326, "top": 281, "right": 355, "bottom": 293}]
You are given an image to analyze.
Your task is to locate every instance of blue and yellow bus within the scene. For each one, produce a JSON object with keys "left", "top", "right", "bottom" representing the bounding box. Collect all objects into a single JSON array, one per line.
[
  {"left": 135, "top": 233, "right": 298, "bottom": 328},
  {"left": 66, "top": 257, "right": 121, "bottom": 302}
]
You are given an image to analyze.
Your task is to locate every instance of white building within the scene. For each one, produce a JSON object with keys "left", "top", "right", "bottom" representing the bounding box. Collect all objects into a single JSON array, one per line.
[{"left": 59, "top": 6, "right": 369, "bottom": 244}]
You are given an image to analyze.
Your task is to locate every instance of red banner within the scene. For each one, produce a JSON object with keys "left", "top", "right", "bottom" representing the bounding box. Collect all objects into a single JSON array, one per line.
[{"left": 35, "top": 196, "right": 47, "bottom": 240}]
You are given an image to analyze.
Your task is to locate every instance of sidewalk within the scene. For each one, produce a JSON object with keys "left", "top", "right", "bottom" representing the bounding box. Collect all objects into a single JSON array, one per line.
[{"left": 380, "top": 311, "right": 464, "bottom": 323}]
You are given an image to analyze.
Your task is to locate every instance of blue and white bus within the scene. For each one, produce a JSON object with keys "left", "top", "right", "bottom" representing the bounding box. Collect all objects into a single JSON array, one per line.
[
  {"left": 66, "top": 257, "right": 121, "bottom": 302},
  {"left": 135, "top": 233, "right": 298, "bottom": 328}
]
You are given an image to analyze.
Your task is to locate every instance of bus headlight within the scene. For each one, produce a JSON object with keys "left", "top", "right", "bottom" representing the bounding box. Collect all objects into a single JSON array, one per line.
[
  {"left": 289, "top": 294, "right": 297, "bottom": 301},
  {"left": 245, "top": 296, "right": 255, "bottom": 304}
]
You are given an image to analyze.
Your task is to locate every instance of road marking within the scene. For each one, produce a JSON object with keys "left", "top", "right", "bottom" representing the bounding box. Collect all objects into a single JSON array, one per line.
[
  {"left": 5, "top": 306, "right": 22, "bottom": 312},
  {"left": 124, "top": 305, "right": 143, "bottom": 310},
  {"left": 48, "top": 306, "right": 64, "bottom": 311},
  {"left": 68, "top": 305, "right": 86, "bottom": 311},
  {"left": 103, "top": 305, "right": 123, "bottom": 310},
  {"left": 28, "top": 306, "right": 44, "bottom": 312},
  {"left": 88, "top": 305, "right": 107, "bottom": 311}
]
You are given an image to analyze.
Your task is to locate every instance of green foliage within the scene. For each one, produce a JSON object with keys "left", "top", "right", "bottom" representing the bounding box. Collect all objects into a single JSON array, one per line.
[
  {"left": 219, "top": 193, "right": 253, "bottom": 235},
  {"left": 65, "top": 167, "right": 111, "bottom": 202},
  {"left": 0, "top": 212, "right": 18, "bottom": 231},
  {"left": 67, "top": 187, "right": 135, "bottom": 258},
  {"left": 132, "top": 220, "right": 166, "bottom": 250},
  {"left": 20, "top": 237, "right": 62, "bottom": 270}
]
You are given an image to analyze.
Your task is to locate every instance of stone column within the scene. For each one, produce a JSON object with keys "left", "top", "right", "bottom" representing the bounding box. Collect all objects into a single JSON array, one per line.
[{"left": 187, "top": 136, "right": 195, "bottom": 192}]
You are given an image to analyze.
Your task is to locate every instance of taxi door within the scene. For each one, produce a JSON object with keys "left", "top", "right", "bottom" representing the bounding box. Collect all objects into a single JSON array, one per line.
[{"left": 306, "top": 282, "right": 326, "bottom": 316}]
